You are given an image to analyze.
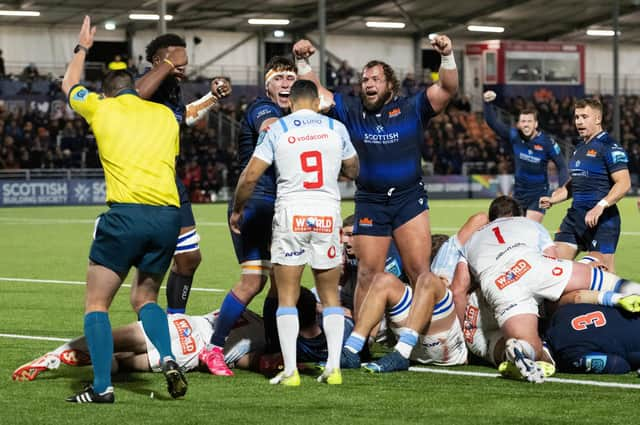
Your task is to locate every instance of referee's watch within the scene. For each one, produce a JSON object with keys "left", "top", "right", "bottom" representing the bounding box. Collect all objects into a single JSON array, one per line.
[{"left": 74, "top": 44, "right": 89, "bottom": 54}]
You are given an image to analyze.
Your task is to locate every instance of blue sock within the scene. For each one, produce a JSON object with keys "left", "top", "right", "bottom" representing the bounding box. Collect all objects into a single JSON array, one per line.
[
  {"left": 345, "top": 333, "right": 366, "bottom": 354},
  {"left": 84, "top": 311, "right": 113, "bottom": 393},
  {"left": 139, "top": 303, "right": 173, "bottom": 362},
  {"left": 210, "top": 291, "right": 246, "bottom": 347}
]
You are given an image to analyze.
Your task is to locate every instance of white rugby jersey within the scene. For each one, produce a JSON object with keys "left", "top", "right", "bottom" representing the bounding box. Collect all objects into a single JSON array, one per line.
[
  {"left": 253, "top": 109, "right": 357, "bottom": 204},
  {"left": 462, "top": 217, "right": 554, "bottom": 278}
]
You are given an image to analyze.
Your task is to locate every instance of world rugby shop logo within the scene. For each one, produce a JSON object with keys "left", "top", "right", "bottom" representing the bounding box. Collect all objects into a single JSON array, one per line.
[{"left": 494, "top": 259, "right": 531, "bottom": 290}]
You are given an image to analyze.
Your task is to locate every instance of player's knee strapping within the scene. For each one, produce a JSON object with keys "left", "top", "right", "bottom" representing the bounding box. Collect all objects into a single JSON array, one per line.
[
  {"left": 174, "top": 229, "right": 200, "bottom": 255},
  {"left": 589, "top": 267, "right": 636, "bottom": 293},
  {"left": 240, "top": 260, "right": 272, "bottom": 277},
  {"left": 388, "top": 285, "right": 413, "bottom": 325}
]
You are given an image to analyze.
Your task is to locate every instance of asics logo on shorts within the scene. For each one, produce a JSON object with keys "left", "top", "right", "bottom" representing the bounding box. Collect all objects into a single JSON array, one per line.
[{"left": 495, "top": 259, "right": 531, "bottom": 290}]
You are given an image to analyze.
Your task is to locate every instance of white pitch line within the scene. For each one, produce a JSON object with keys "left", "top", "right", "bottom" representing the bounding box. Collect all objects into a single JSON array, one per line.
[
  {"left": 410, "top": 366, "right": 640, "bottom": 390},
  {"left": 0, "top": 333, "right": 70, "bottom": 342},
  {"left": 0, "top": 277, "right": 224, "bottom": 292}
]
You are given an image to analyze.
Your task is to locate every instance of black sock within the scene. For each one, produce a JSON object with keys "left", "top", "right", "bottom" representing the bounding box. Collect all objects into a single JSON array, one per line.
[
  {"left": 262, "top": 296, "right": 280, "bottom": 354},
  {"left": 166, "top": 272, "right": 193, "bottom": 314}
]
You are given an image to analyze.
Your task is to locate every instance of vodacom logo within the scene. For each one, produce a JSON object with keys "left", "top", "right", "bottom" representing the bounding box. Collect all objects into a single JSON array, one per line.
[
  {"left": 288, "top": 136, "right": 296, "bottom": 144},
  {"left": 327, "top": 245, "right": 337, "bottom": 258}
]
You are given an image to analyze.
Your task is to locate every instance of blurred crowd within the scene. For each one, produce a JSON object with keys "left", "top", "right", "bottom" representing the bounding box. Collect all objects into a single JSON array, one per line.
[{"left": 3, "top": 71, "right": 640, "bottom": 202}]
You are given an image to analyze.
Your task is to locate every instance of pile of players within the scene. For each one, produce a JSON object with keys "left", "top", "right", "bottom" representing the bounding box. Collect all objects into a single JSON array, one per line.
[{"left": 11, "top": 16, "right": 640, "bottom": 404}]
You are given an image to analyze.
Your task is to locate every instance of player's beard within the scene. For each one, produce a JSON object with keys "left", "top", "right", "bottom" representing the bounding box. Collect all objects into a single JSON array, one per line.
[{"left": 361, "top": 88, "right": 392, "bottom": 112}]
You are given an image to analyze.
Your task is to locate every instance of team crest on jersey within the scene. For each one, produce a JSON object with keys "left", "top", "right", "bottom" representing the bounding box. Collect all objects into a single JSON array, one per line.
[
  {"left": 533, "top": 144, "right": 543, "bottom": 151},
  {"left": 358, "top": 217, "right": 373, "bottom": 227},
  {"left": 292, "top": 215, "right": 333, "bottom": 233},
  {"left": 172, "top": 318, "right": 197, "bottom": 355},
  {"left": 375, "top": 125, "right": 385, "bottom": 133},
  {"left": 494, "top": 259, "right": 531, "bottom": 290},
  {"left": 388, "top": 107, "right": 401, "bottom": 118},
  {"left": 586, "top": 149, "right": 597, "bottom": 157}
]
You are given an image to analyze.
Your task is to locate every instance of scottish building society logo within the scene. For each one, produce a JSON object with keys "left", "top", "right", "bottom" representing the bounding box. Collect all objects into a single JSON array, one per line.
[{"left": 73, "top": 183, "right": 91, "bottom": 202}]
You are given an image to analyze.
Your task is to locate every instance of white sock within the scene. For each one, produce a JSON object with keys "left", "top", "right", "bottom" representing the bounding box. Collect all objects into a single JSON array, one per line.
[
  {"left": 322, "top": 307, "right": 345, "bottom": 371},
  {"left": 276, "top": 307, "right": 299, "bottom": 375},
  {"left": 394, "top": 329, "right": 419, "bottom": 359}
]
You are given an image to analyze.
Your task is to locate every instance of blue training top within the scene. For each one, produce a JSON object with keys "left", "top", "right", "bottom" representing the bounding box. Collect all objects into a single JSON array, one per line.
[
  {"left": 237, "top": 96, "right": 284, "bottom": 199},
  {"left": 329, "top": 91, "right": 436, "bottom": 197},
  {"left": 484, "top": 103, "right": 569, "bottom": 194},
  {"left": 545, "top": 304, "right": 640, "bottom": 374},
  {"left": 568, "top": 131, "right": 628, "bottom": 209}
]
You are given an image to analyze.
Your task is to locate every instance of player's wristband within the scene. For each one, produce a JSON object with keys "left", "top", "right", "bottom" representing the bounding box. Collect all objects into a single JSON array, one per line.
[
  {"left": 296, "top": 59, "right": 312, "bottom": 75},
  {"left": 597, "top": 199, "right": 609, "bottom": 208},
  {"left": 163, "top": 58, "right": 175, "bottom": 69},
  {"left": 440, "top": 54, "right": 456, "bottom": 70}
]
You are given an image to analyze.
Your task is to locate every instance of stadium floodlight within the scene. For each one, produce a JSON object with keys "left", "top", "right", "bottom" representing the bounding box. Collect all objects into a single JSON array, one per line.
[
  {"left": 467, "top": 25, "right": 504, "bottom": 33},
  {"left": 273, "top": 30, "right": 285, "bottom": 38},
  {"left": 365, "top": 21, "right": 406, "bottom": 29},
  {"left": 129, "top": 13, "right": 174, "bottom": 21},
  {"left": 104, "top": 21, "right": 116, "bottom": 30},
  {"left": 0, "top": 10, "right": 40, "bottom": 16},
  {"left": 248, "top": 18, "right": 290, "bottom": 25},
  {"left": 586, "top": 29, "right": 616, "bottom": 37}
]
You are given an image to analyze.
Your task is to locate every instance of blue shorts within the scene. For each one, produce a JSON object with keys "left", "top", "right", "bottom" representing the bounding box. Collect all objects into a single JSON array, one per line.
[
  {"left": 514, "top": 188, "right": 548, "bottom": 214},
  {"left": 353, "top": 183, "right": 429, "bottom": 237},
  {"left": 228, "top": 195, "right": 275, "bottom": 263},
  {"left": 297, "top": 316, "right": 354, "bottom": 362},
  {"left": 555, "top": 205, "right": 621, "bottom": 254},
  {"left": 176, "top": 178, "right": 195, "bottom": 228},
  {"left": 90, "top": 204, "right": 180, "bottom": 275}
]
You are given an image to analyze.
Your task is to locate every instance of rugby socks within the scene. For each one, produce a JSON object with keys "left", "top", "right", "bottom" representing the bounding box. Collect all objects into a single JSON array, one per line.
[
  {"left": 84, "top": 311, "right": 113, "bottom": 394},
  {"left": 590, "top": 268, "right": 640, "bottom": 294},
  {"left": 210, "top": 291, "right": 246, "bottom": 347},
  {"left": 263, "top": 296, "right": 280, "bottom": 353},
  {"left": 394, "top": 329, "right": 419, "bottom": 359},
  {"left": 139, "top": 303, "right": 174, "bottom": 362},
  {"left": 165, "top": 272, "right": 193, "bottom": 314},
  {"left": 323, "top": 307, "right": 345, "bottom": 371},
  {"left": 344, "top": 332, "right": 366, "bottom": 354},
  {"left": 617, "top": 279, "right": 640, "bottom": 295},
  {"left": 276, "top": 307, "right": 299, "bottom": 375}
]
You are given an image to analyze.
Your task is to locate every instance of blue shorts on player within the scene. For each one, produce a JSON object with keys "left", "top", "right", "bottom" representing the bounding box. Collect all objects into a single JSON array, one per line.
[
  {"left": 555, "top": 205, "right": 621, "bottom": 254},
  {"left": 514, "top": 187, "right": 548, "bottom": 215},
  {"left": 228, "top": 195, "right": 275, "bottom": 265}
]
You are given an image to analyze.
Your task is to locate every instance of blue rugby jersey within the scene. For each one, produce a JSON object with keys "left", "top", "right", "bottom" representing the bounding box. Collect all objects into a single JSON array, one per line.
[
  {"left": 329, "top": 91, "right": 436, "bottom": 195},
  {"left": 484, "top": 103, "right": 569, "bottom": 193},
  {"left": 237, "top": 96, "right": 284, "bottom": 199},
  {"left": 545, "top": 304, "right": 640, "bottom": 374},
  {"left": 568, "top": 131, "right": 628, "bottom": 208}
]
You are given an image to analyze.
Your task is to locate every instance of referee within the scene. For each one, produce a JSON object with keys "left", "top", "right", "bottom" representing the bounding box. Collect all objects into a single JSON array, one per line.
[{"left": 61, "top": 16, "right": 186, "bottom": 403}]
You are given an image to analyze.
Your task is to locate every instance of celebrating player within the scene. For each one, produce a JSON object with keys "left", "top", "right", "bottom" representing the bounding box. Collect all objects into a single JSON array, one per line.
[
  {"left": 292, "top": 36, "right": 458, "bottom": 333},
  {"left": 136, "top": 33, "right": 232, "bottom": 314},
  {"left": 199, "top": 56, "right": 297, "bottom": 377},
  {"left": 483, "top": 90, "right": 568, "bottom": 222},
  {"left": 230, "top": 80, "right": 359, "bottom": 385},
  {"left": 540, "top": 98, "right": 630, "bottom": 272}
]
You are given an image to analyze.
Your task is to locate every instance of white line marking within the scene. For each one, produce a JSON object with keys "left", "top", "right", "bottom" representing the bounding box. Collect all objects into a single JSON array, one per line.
[
  {"left": 0, "top": 333, "right": 70, "bottom": 342},
  {"left": 410, "top": 366, "right": 640, "bottom": 389},
  {"left": 0, "top": 277, "right": 224, "bottom": 292}
]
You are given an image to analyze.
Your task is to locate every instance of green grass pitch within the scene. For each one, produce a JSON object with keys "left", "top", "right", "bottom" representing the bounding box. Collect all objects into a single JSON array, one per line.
[{"left": 1, "top": 198, "right": 640, "bottom": 424}]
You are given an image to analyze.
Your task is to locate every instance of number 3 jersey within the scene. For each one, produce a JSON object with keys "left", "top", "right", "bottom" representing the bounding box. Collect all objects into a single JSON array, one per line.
[{"left": 253, "top": 109, "right": 357, "bottom": 207}]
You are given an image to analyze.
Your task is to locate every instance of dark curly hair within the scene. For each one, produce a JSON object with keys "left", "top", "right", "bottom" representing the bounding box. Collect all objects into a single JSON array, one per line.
[
  {"left": 145, "top": 33, "right": 186, "bottom": 63},
  {"left": 361, "top": 60, "right": 400, "bottom": 97}
]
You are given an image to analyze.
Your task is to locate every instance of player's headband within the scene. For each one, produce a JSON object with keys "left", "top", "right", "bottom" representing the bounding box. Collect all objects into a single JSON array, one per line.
[{"left": 265, "top": 70, "right": 296, "bottom": 86}]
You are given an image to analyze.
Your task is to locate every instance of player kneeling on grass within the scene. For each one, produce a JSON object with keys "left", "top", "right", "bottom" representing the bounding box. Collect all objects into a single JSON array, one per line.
[
  {"left": 230, "top": 79, "right": 359, "bottom": 386},
  {"left": 12, "top": 309, "right": 266, "bottom": 381},
  {"left": 461, "top": 196, "right": 640, "bottom": 383}
]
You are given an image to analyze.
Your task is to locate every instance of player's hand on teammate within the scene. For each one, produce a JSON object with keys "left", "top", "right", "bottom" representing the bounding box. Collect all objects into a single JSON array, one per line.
[
  {"left": 617, "top": 295, "right": 640, "bottom": 313},
  {"left": 78, "top": 16, "right": 97, "bottom": 49},
  {"left": 211, "top": 77, "right": 232, "bottom": 100},
  {"left": 431, "top": 35, "right": 453, "bottom": 56},
  {"left": 292, "top": 39, "right": 315, "bottom": 60},
  {"left": 483, "top": 90, "right": 497, "bottom": 103},
  {"left": 539, "top": 196, "right": 552, "bottom": 210},
  {"left": 229, "top": 211, "right": 243, "bottom": 234},
  {"left": 585, "top": 205, "right": 604, "bottom": 228}
]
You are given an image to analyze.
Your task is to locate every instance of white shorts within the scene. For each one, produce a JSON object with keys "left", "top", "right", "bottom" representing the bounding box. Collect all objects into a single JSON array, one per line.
[
  {"left": 145, "top": 310, "right": 265, "bottom": 372},
  {"left": 271, "top": 203, "right": 342, "bottom": 269},
  {"left": 480, "top": 252, "right": 573, "bottom": 327},
  {"left": 464, "top": 290, "right": 502, "bottom": 366}
]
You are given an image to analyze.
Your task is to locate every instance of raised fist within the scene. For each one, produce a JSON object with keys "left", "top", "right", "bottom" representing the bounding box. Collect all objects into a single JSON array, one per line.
[
  {"left": 211, "top": 78, "right": 231, "bottom": 99},
  {"left": 292, "top": 39, "right": 315, "bottom": 60},
  {"left": 430, "top": 35, "right": 453, "bottom": 56}
]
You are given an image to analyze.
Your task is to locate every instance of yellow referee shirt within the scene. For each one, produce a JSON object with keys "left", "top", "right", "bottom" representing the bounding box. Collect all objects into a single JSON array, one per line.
[{"left": 69, "top": 85, "right": 180, "bottom": 207}]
